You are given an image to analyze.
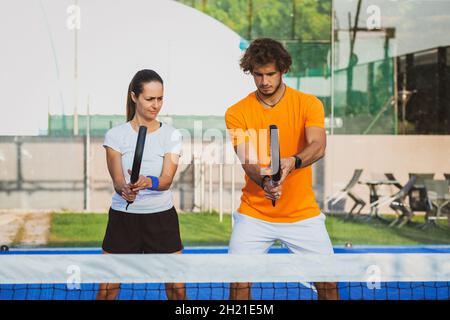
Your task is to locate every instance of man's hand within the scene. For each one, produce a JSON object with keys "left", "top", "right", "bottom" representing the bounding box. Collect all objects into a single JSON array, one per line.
[
  {"left": 262, "top": 179, "right": 282, "bottom": 201},
  {"left": 278, "top": 157, "right": 296, "bottom": 185}
]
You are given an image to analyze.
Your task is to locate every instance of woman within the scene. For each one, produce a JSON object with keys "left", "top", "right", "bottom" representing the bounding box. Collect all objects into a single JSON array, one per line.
[{"left": 96, "top": 69, "right": 185, "bottom": 300}]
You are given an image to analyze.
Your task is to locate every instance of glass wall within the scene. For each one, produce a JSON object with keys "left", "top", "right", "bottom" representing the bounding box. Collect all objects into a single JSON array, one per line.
[{"left": 326, "top": 0, "right": 450, "bottom": 245}]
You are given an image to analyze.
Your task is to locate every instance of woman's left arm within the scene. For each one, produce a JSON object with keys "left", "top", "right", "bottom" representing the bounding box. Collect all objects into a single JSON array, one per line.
[{"left": 128, "top": 152, "right": 180, "bottom": 192}]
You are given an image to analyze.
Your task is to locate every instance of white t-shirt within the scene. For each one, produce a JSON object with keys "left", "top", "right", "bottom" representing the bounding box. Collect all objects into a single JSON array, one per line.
[{"left": 103, "top": 122, "right": 182, "bottom": 214}]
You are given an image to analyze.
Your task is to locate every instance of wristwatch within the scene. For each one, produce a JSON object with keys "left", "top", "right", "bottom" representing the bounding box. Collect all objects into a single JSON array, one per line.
[{"left": 293, "top": 155, "right": 302, "bottom": 169}]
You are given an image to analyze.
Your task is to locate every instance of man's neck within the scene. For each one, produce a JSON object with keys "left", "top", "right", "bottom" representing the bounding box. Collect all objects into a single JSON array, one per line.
[{"left": 256, "top": 83, "right": 286, "bottom": 107}]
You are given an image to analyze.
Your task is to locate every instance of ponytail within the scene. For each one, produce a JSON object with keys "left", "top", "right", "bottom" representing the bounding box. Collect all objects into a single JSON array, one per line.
[{"left": 126, "top": 82, "right": 136, "bottom": 122}]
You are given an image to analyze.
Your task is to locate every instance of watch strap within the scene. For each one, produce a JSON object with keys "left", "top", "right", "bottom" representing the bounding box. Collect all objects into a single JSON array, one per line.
[{"left": 294, "top": 156, "right": 302, "bottom": 169}]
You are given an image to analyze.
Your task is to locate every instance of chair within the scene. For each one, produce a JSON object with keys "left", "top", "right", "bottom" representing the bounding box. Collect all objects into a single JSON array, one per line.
[
  {"left": 370, "top": 176, "right": 417, "bottom": 227},
  {"left": 384, "top": 173, "right": 403, "bottom": 191},
  {"left": 423, "top": 179, "right": 450, "bottom": 228},
  {"left": 442, "top": 174, "right": 450, "bottom": 224},
  {"left": 326, "top": 169, "right": 366, "bottom": 217},
  {"left": 408, "top": 173, "right": 435, "bottom": 212}
]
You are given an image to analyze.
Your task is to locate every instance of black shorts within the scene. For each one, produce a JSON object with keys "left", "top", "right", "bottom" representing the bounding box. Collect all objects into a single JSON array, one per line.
[{"left": 102, "top": 206, "right": 184, "bottom": 254}]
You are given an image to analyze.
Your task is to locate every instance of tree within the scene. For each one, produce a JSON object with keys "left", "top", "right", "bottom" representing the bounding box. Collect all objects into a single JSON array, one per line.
[{"left": 176, "top": 0, "right": 332, "bottom": 77}]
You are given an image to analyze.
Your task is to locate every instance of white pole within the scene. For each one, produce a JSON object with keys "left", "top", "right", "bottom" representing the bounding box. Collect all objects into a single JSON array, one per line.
[
  {"left": 73, "top": 0, "right": 79, "bottom": 136},
  {"left": 47, "top": 96, "right": 51, "bottom": 135},
  {"left": 219, "top": 163, "right": 223, "bottom": 222},
  {"left": 200, "top": 162, "right": 205, "bottom": 212},
  {"left": 393, "top": 56, "right": 398, "bottom": 135},
  {"left": 209, "top": 163, "right": 213, "bottom": 213},
  {"left": 193, "top": 155, "right": 201, "bottom": 212},
  {"left": 231, "top": 163, "right": 235, "bottom": 214},
  {"left": 326, "top": 0, "right": 336, "bottom": 212},
  {"left": 330, "top": 0, "right": 335, "bottom": 138},
  {"left": 84, "top": 95, "right": 91, "bottom": 211}
]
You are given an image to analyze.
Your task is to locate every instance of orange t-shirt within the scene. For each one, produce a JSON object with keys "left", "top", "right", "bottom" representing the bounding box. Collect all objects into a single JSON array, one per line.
[{"left": 225, "top": 86, "right": 325, "bottom": 223}]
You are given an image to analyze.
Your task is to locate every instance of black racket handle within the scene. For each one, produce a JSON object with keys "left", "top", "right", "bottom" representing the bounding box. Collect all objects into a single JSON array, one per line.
[
  {"left": 126, "top": 126, "right": 147, "bottom": 210},
  {"left": 269, "top": 125, "right": 281, "bottom": 207}
]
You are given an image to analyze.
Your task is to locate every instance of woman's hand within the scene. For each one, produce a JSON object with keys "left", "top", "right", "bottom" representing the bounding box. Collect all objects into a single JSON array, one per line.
[
  {"left": 120, "top": 183, "right": 138, "bottom": 202},
  {"left": 128, "top": 169, "right": 152, "bottom": 192}
]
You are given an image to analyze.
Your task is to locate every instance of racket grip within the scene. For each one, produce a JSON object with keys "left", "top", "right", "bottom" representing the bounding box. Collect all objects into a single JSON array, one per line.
[{"left": 269, "top": 180, "right": 277, "bottom": 207}]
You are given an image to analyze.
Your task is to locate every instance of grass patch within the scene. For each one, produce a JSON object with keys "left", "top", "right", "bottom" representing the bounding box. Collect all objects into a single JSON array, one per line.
[
  {"left": 46, "top": 211, "right": 450, "bottom": 248},
  {"left": 47, "top": 211, "right": 232, "bottom": 248},
  {"left": 179, "top": 211, "right": 232, "bottom": 246},
  {"left": 326, "top": 215, "right": 450, "bottom": 245},
  {"left": 47, "top": 213, "right": 108, "bottom": 247}
]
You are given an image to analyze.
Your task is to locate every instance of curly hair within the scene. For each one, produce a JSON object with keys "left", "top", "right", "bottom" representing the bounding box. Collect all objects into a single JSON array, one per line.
[{"left": 240, "top": 38, "right": 292, "bottom": 74}]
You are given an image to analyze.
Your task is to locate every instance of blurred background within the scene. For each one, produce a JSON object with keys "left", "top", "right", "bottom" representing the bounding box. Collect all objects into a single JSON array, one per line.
[{"left": 0, "top": 0, "right": 449, "bottom": 248}]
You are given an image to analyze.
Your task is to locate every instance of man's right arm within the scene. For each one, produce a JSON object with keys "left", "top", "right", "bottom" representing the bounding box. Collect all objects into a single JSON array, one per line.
[
  {"left": 233, "top": 145, "right": 281, "bottom": 201},
  {"left": 241, "top": 163, "right": 267, "bottom": 188},
  {"left": 226, "top": 109, "right": 280, "bottom": 200}
]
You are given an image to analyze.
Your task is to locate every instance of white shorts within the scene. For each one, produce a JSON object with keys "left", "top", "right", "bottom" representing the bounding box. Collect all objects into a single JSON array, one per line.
[{"left": 228, "top": 211, "right": 334, "bottom": 255}]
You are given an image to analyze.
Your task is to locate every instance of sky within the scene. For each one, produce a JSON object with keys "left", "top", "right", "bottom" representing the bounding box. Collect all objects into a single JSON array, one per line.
[
  {"left": 1, "top": 0, "right": 450, "bottom": 135},
  {"left": 0, "top": 0, "right": 254, "bottom": 135}
]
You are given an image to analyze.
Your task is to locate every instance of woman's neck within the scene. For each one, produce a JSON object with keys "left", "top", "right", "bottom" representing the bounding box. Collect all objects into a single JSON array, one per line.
[{"left": 130, "top": 115, "right": 160, "bottom": 132}]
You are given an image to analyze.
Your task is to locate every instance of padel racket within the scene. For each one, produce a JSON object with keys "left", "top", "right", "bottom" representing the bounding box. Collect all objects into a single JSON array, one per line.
[
  {"left": 269, "top": 125, "right": 281, "bottom": 207},
  {"left": 126, "top": 125, "right": 147, "bottom": 210}
]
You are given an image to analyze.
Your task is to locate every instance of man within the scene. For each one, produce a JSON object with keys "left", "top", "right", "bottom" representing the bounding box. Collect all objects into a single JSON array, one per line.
[{"left": 225, "top": 38, "right": 339, "bottom": 300}]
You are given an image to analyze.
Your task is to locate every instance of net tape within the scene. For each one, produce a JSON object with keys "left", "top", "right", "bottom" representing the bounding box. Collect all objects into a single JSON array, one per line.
[{"left": 1, "top": 253, "right": 449, "bottom": 284}]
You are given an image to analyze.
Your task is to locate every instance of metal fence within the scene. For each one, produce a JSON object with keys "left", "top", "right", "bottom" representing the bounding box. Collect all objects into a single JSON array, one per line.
[{"left": 0, "top": 136, "right": 327, "bottom": 220}]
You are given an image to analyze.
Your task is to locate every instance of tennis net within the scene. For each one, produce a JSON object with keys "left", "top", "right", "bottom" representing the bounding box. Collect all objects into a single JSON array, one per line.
[{"left": 0, "top": 252, "right": 449, "bottom": 300}]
